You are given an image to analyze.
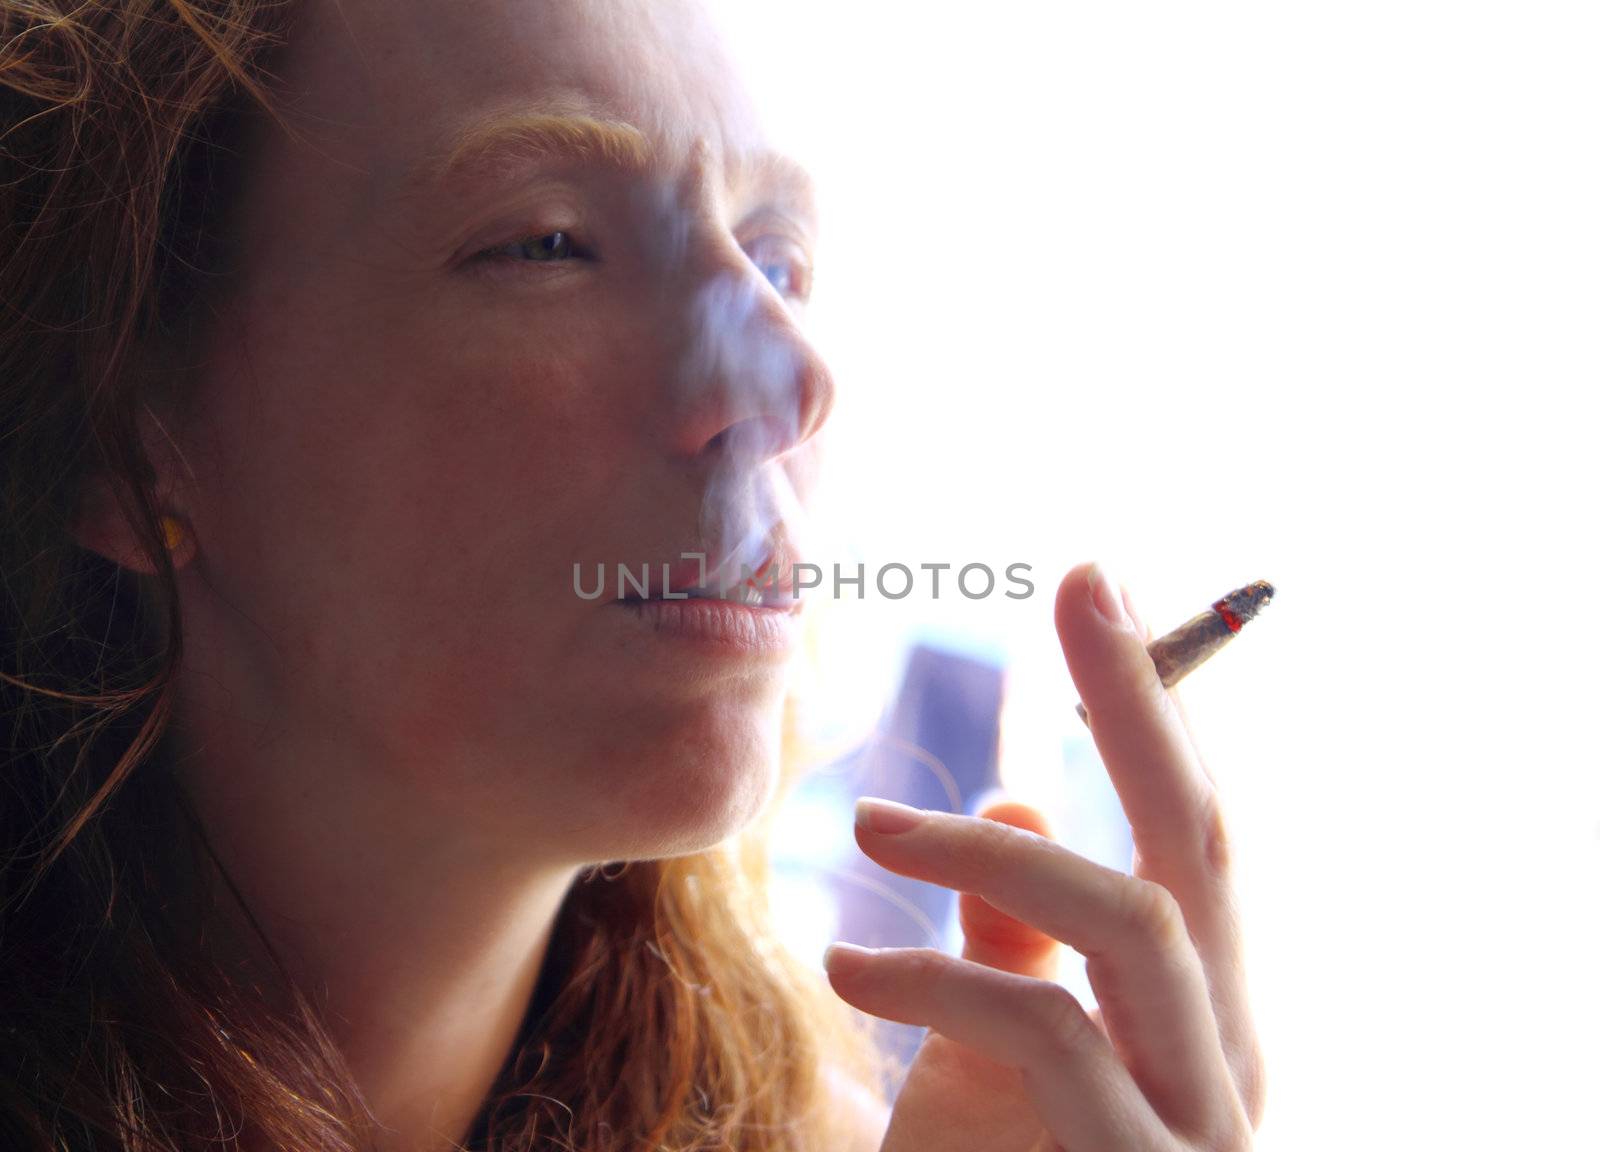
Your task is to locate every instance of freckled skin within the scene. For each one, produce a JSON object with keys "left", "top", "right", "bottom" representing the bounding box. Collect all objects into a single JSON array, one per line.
[
  {"left": 74, "top": 2, "right": 834, "bottom": 1147},
  {"left": 167, "top": 0, "right": 830, "bottom": 856}
]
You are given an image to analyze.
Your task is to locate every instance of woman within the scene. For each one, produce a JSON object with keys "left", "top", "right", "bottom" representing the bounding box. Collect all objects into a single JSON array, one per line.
[{"left": 0, "top": 1, "right": 1266, "bottom": 1149}]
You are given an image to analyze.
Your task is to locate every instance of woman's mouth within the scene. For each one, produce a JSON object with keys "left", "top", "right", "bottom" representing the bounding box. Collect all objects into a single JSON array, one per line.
[
  {"left": 609, "top": 540, "right": 802, "bottom": 657},
  {"left": 613, "top": 595, "right": 799, "bottom": 655}
]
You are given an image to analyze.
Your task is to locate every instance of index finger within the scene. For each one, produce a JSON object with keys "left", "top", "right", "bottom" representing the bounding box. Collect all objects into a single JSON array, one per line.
[{"left": 1055, "top": 561, "right": 1266, "bottom": 1125}]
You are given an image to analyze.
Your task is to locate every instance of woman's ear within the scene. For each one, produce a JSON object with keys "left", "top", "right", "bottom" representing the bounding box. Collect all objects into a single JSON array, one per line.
[{"left": 70, "top": 403, "right": 198, "bottom": 574}]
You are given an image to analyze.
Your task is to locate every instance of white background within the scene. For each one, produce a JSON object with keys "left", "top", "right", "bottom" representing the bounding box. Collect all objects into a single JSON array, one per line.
[{"left": 709, "top": 4, "right": 1600, "bottom": 1149}]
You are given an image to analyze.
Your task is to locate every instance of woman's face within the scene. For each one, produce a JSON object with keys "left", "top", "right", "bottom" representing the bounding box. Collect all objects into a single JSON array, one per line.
[{"left": 163, "top": 0, "right": 832, "bottom": 859}]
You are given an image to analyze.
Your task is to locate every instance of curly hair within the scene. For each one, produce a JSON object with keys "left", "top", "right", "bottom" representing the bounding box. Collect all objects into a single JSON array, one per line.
[{"left": 0, "top": 2, "right": 892, "bottom": 1148}]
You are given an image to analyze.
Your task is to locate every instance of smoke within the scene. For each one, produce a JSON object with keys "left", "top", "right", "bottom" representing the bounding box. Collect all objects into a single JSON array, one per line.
[{"left": 679, "top": 268, "right": 814, "bottom": 591}]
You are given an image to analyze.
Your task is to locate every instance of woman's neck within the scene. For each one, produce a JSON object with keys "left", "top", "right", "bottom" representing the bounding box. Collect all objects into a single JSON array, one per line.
[{"left": 169, "top": 714, "right": 582, "bottom": 1152}]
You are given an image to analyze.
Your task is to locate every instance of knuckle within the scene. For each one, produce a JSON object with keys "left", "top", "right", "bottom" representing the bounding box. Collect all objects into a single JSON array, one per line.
[
  {"left": 968, "top": 814, "right": 1017, "bottom": 856},
  {"left": 1197, "top": 789, "right": 1235, "bottom": 881},
  {"left": 954, "top": 815, "right": 1056, "bottom": 882},
  {"left": 1119, "top": 877, "right": 1188, "bottom": 948},
  {"left": 1027, "top": 981, "right": 1096, "bottom": 1062},
  {"left": 941, "top": 816, "right": 1011, "bottom": 874},
  {"left": 899, "top": 947, "right": 949, "bottom": 983}
]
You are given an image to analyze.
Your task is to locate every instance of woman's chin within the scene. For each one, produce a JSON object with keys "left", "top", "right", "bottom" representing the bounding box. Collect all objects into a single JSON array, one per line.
[{"left": 598, "top": 708, "right": 785, "bottom": 856}]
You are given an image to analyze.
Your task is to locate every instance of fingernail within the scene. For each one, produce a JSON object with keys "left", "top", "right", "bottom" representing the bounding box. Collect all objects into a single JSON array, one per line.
[
  {"left": 1120, "top": 584, "right": 1149, "bottom": 640},
  {"left": 856, "top": 796, "right": 925, "bottom": 835},
  {"left": 1088, "top": 563, "right": 1129, "bottom": 628},
  {"left": 823, "top": 941, "right": 878, "bottom": 977}
]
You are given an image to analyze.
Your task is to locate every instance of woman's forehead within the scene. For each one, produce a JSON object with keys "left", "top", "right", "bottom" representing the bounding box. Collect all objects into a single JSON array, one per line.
[{"left": 276, "top": 0, "right": 766, "bottom": 174}]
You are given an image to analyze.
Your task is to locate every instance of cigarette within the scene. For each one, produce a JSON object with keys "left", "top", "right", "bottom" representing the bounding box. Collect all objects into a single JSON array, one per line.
[{"left": 1076, "top": 580, "right": 1275, "bottom": 725}]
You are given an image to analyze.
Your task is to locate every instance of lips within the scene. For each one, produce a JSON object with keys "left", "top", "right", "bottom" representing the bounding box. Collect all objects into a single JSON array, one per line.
[{"left": 620, "top": 533, "right": 800, "bottom": 610}]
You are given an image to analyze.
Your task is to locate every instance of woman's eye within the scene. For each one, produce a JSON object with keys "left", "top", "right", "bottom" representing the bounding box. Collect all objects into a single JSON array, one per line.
[
  {"left": 745, "top": 234, "right": 813, "bottom": 304},
  {"left": 483, "top": 230, "right": 582, "bottom": 263}
]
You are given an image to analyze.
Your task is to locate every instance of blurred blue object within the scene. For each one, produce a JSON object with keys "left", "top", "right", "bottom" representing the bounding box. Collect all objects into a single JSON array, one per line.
[
  {"left": 772, "top": 643, "right": 1003, "bottom": 1094},
  {"left": 770, "top": 640, "right": 1135, "bottom": 1100}
]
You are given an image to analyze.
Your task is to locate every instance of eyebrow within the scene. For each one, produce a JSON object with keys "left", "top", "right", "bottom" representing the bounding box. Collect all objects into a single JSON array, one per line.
[
  {"left": 429, "top": 111, "right": 656, "bottom": 190},
  {"left": 406, "top": 109, "right": 818, "bottom": 226}
]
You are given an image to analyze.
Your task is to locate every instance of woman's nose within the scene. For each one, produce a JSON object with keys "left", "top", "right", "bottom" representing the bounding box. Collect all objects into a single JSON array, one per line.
[{"left": 662, "top": 243, "right": 835, "bottom": 468}]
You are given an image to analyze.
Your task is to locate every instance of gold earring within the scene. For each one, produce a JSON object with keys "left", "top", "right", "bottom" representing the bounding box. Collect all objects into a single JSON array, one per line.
[{"left": 159, "top": 515, "right": 186, "bottom": 552}]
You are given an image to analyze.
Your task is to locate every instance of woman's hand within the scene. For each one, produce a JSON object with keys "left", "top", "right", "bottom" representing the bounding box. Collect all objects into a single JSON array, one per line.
[{"left": 824, "top": 562, "right": 1266, "bottom": 1152}]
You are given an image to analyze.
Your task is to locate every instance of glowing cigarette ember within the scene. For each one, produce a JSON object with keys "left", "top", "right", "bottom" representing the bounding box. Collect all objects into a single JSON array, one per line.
[{"left": 1076, "top": 580, "right": 1276, "bottom": 725}]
